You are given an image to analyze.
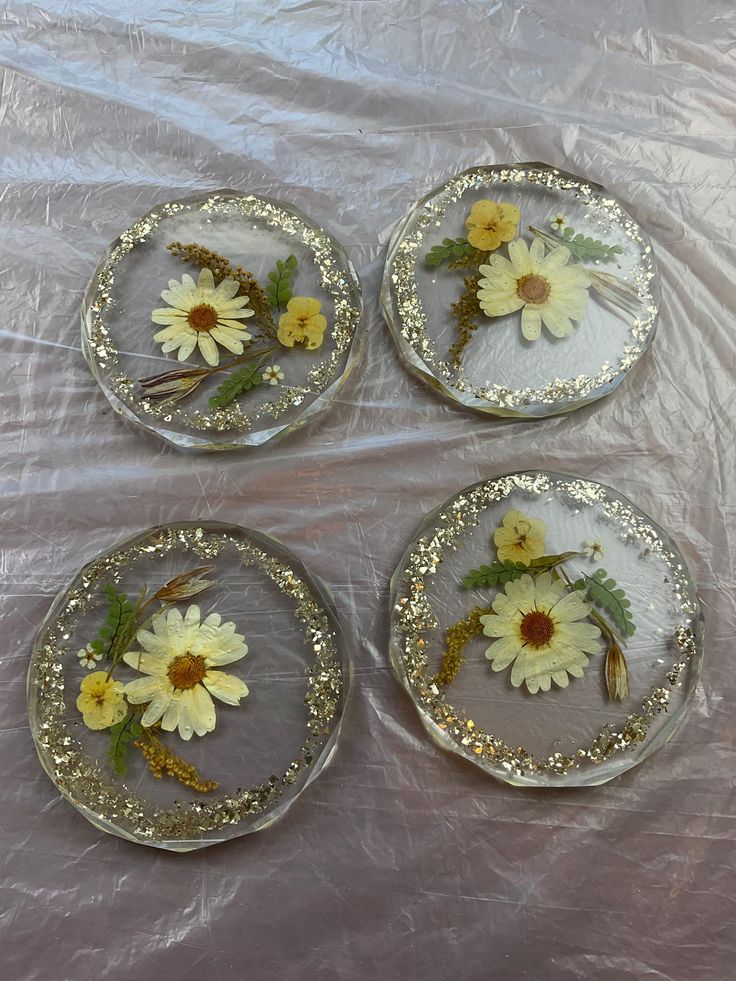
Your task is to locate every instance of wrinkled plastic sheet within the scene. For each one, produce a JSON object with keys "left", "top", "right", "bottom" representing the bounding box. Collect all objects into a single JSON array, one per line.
[{"left": 2, "top": 3, "right": 735, "bottom": 979}]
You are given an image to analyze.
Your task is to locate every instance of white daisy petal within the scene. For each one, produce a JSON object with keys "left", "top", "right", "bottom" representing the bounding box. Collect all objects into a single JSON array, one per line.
[
  {"left": 153, "top": 324, "right": 187, "bottom": 342},
  {"left": 197, "top": 267, "right": 215, "bottom": 291},
  {"left": 177, "top": 334, "right": 198, "bottom": 361},
  {"left": 521, "top": 306, "right": 542, "bottom": 340},
  {"left": 529, "top": 237, "right": 545, "bottom": 264},
  {"left": 507, "top": 239, "right": 532, "bottom": 275},
  {"left": 190, "top": 685, "right": 217, "bottom": 736},
  {"left": 542, "top": 246, "right": 572, "bottom": 273},
  {"left": 122, "top": 648, "right": 168, "bottom": 675},
  {"left": 210, "top": 328, "right": 244, "bottom": 354},
  {"left": 151, "top": 309, "right": 189, "bottom": 325},
  {"left": 161, "top": 695, "right": 182, "bottom": 733},
  {"left": 204, "top": 670, "right": 249, "bottom": 706},
  {"left": 141, "top": 690, "right": 172, "bottom": 727},
  {"left": 541, "top": 307, "right": 573, "bottom": 338},
  {"left": 485, "top": 635, "right": 520, "bottom": 670},
  {"left": 197, "top": 332, "right": 220, "bottom": 366},
  {"left": 213, "top": 277, "right": 240, "bottom": 301},
  {"left": 124, "top": 675, "right": 167, "bottom": 703}
]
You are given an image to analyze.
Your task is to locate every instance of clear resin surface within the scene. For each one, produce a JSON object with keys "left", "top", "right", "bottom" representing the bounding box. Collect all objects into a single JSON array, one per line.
[
  {"left": 382, "top": 164, "right": 659, "bottom": 418},
  {"left": 82, "top": 191, "right": 362, "bottom": 449},
  {"left": 28, "top": 522, "right": 348, "bottom": 849},
  {"left": 390, "top": 472, "right": 702, "bottom": 787}
]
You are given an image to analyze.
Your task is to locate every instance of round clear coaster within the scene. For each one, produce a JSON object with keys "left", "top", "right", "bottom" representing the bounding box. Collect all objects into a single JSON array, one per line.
[
  {"left": 390, "top": 472, "right": 703, "bottom": 787},
  {"left": 382, "top": 163, "right": 660, "bottom": 418},
  {"left": 82, "top": 191, "right": 362, "bottom": 450},
  {"left": 28, "top": 522, "right": 348, "bottom": 850}
]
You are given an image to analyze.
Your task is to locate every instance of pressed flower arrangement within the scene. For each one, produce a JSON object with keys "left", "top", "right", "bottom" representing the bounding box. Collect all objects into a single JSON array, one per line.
[
  {"left": 29, "top": 523, "right": 348, "bottom": 847},
  {"left": 426, "top": 195, "right": 637, "bottom": 368},
  {"left": 139, "top": 242, "right": 328, "bottom": 410},
  {"left": 383, "top": 164, "right": 660, "bottom": 420},
  {"left": 390, "top": 473, "right": 703, "bottom": 787},
  {"left": 74, "top": 567, "right": 249, "bottom": 791},
  {"left": 82, "top": 192, "right": 362, "bottom": 450},
  {"left": 437, "top": 508, "right": 636, "bottom": 700}
]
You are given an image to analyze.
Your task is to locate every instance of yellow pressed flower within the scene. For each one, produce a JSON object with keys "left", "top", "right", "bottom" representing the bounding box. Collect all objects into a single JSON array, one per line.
[
  {"left": 477, "top": 238, "right": 590, "bottom": 341},
  {"left": 480, "top": 572, "right": 601, "bottom": 693},
  {"left": 465, "top": 199, "right": 520, "bottom": 252},
  {"left": 277, "top": 297, "right": 328, "bottom": 351},
  {"left": 494, "top": 509, "right": 546, "bottom": 563},
  {"left": 76, "top": 671, "right": 127, "bottom": 730}
]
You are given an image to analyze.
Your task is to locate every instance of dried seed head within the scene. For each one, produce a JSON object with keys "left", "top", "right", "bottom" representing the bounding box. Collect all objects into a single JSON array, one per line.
[
  {"left": 138, "top": 366, "right": 210, "bottom": 403},
  {"left": 605, "top": 642, "right": 629, "bottom": 701},
  {"left": 154, "top": 565, "right": 215, "bottom": 602}
]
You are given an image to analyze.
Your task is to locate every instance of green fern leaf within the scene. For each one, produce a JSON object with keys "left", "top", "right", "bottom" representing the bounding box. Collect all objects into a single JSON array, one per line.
[
  {"left": 462, "top": 560, "right": 529, "bottom": 589},
  {"left": 573, "top": 568, "right": 636, "bottom": 637},
  {"left": 264, "top": 254, "right": 298, "bottom": 311},
  {"left": 86, "top": 584, "right": 135, "bottom": 662},
  {"left": 107, "top": 715, "right": 143, "bottom": 777},
  {"left": 208, "top": 362, "right": 264, "bottom": 410},
  {"left": 557, "top": 225, "right": 624, "bottom": 263},
  {"left": 425, "top": 238, "right": 476, "bottom": 268}
]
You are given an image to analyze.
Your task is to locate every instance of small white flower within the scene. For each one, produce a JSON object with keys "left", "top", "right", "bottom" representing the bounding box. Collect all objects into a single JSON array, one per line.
[
  {"left": 262, "top": 364, "right": 284, "bottom": 386},
  {"left": 584, "top": 539, "right": 605, "bottom": 561},
  {"left": 550, "top": 214, "right": 567, "bottom": 231},
  {"left": 77, "top": 645, "right": 103, "bottom": 670}
]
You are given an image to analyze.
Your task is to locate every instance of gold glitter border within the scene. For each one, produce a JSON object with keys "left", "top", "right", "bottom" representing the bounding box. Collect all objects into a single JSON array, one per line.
[
  {"left": 82, "top": 192, "right": 362, "bottom": 434},
  {"left": 384, "top": 164, "right": 660, "bottom": 412},
  {"left": 390, "top": 472, "right": 703, "bottom": 780},
  {"left": 29, "top": 524, "right": 345, "bottom": 846}
]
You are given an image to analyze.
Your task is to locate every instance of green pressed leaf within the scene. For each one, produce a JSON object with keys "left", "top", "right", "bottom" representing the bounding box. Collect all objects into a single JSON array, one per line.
[
  {"left": 208, "top": 362, "right": 264, "bottom": 410},
  {"left": 462, "top": 560, "right": 529, "bottom": 589},
  {"left": 557, "top": 225, "right": 624, "bottom": 263},
  {"left": 573, "top": 568, "right": 636, "bottom": 637},
  {"left": 264, "top": 253, "right": 298, "bottom": 311},
  {"left": 86, "top": 584, "right": 135, "bottom": 662},
  {"left": 107, "top": 715, "right": 143, "bottom": 777},
  {"left": 425, "top": 238, "right": 476, "bottom": 268}
]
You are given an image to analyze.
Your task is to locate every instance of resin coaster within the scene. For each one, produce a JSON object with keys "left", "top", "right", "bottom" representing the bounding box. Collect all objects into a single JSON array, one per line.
[
  {"left": 382, "top": 164, "right": 659, "bottom": 418},
  {"left": 82, "top": 191, "right": 362, "bottom": 449},
  {"left": 390, "top": 472, "right": 702, "bottom": 787},
  {"left": 28, "top": 522, "right": 347, "bottom": 850}
]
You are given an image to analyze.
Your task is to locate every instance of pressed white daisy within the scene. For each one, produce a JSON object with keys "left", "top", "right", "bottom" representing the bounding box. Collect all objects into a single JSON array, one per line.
[
  {"left": 477, "top": 238, "right": 590, "bottom": 341},
  {"left": 584, "top": 539, "right": 605, "bottom": 561},
  {"left": 77, "top": 644, "right": 103, "bottom": 670},
  {"left": 480, "top": 572, "right": 601, "bottom": 693},
  {"left": 152, "top": 268, "right": 254, "bottom": 367},
  {"left": 550, "top": 214, "right": 567, "bottom": 231},
  {"left": 262, "top": 364, "right": 284, "bottom": 385},
  {"left": 123, "top": 605, "right": 249, "bottom": 741}
]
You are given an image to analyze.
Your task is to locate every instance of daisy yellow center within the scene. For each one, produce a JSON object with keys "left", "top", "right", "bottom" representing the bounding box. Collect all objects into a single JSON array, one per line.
[
  {"left": 187, "top": 304, "right": 218, "bottom": 333},
  {"left": 168, "top": 653, "right": 207, "bottom": 690},
  {"left": 517, "top": 274, "right": 551, "bottom": 304},
  {"left": 519, "top": 611, "right": 555, "bottom": 648}
]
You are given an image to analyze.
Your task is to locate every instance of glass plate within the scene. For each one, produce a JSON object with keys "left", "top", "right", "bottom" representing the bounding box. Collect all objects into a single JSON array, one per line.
[
  {"left": 390, "top": 472, "right": 703, "bottom": 787},
  {"left": 382, "top": 163, "right": 660, "bottom": 418},
  {"left": 28, "top": 522, "right": 348, "bottom": 850},
  {"left": 82, "top": 190, "right": 362, "bottom": 450}
]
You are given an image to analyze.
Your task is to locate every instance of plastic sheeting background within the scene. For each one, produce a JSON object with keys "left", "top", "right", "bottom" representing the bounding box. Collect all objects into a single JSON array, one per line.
[{"left": 2, "top": 2, "right": 735, "bottom": 978}]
